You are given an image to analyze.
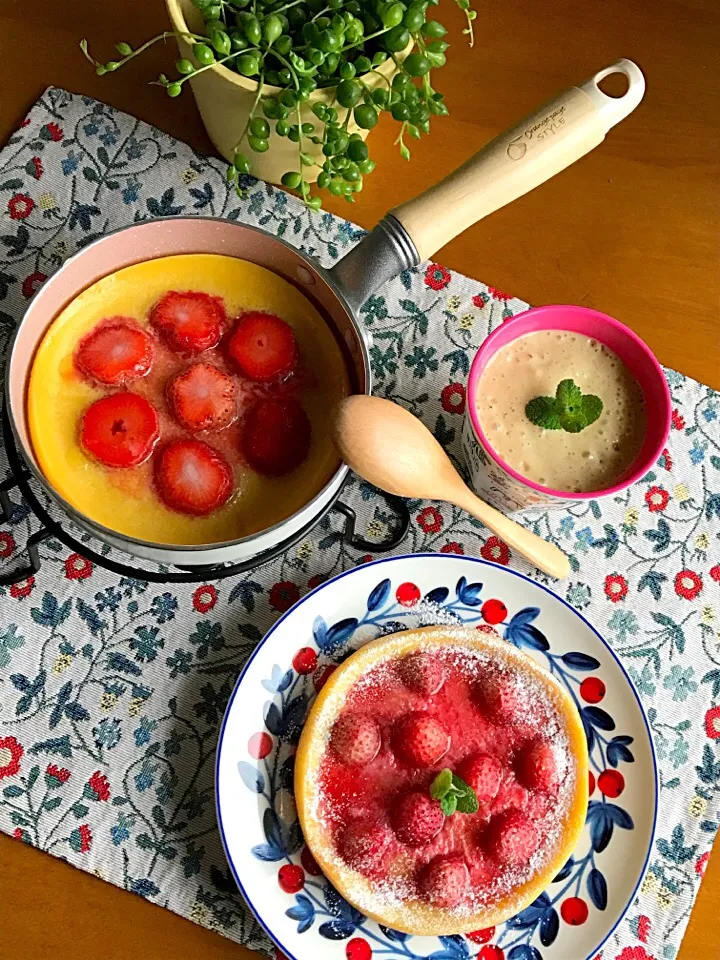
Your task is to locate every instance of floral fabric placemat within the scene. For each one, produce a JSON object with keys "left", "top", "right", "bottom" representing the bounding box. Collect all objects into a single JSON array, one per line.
[{"left": 1, "top": 88, "right": 719, "bottom": 960}]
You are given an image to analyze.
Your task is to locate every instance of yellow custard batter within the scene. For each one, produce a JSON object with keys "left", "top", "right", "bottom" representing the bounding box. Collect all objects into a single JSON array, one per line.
[{"left": 28, "top": 254, "right": 350, "bottom": 545}]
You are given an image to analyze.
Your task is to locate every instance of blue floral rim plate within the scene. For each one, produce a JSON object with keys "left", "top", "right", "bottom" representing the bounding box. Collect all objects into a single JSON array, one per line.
[{"left": 215, "top": 554, "right": 658, "bottom": 960}]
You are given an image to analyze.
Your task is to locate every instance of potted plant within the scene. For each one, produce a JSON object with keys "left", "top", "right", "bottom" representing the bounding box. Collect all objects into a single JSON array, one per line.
[{"left": 82, "top": 0, "right": 476, "bottom": 208}]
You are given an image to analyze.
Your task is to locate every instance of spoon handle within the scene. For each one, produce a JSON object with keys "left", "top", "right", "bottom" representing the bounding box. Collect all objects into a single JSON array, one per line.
[{"left": 452, "top": 486, "right": 571, "bottom": 580}]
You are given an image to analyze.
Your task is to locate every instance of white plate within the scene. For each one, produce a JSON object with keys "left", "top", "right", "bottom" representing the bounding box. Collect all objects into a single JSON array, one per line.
[{"left": 216, "top": 555, "right": 657, "bottom": 960}]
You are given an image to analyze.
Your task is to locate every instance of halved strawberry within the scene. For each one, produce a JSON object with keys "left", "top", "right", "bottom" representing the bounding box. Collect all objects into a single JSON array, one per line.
[
  {"left": 227, "top": 312, "right": 298, "bottom": 382},
  {"left": 80, "top": 392, "right": 159, "bottom": 468},
  {"left": 330, "top": 713, "right": 381, "bottom": 766},
  {"left": 419, "top": 855, "right": 469, "bottom": 908},
  {"left": 339, "top": 818, "right": 392, "bottom": 873},
  {"left": 75, "top": 318, "right": 153, "bottom": 385},
  {"left": 516, "top": 739, "right": 560, "bottom": 793},
  {"left": 154, "top": 439, "right": 233, "bottom": 515},
  {"left": 150, "top": 290, "right": 225, "bottom": 355},
  {"left": 391, "top": 790, "right": 444, "bottom": 846},
  {"left": 486, "top": 809, "right": 538, "bottom": 866},
  {"left": 460, "top": 754, "right": 503, "bottom": 802},
  {"left": 393, "top": 713, "right": 450, "bottom": 767},
  {"left": 398, "top": 652, "right": 446, "bottom": 695},
  {"left": 167, "top": 362, "right": 237, "bottom": 432},
  {"left": 242, "top": 398, "right": 311, "bottom": 477}
]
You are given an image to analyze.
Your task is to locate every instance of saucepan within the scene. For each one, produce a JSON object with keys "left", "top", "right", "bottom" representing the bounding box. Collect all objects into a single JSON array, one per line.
[{"left": 4, "top": 60, "right": 645, "bottom": 571}]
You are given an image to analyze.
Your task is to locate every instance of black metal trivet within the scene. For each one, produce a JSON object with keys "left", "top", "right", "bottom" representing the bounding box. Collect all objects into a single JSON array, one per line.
[{"left": 0, "top": 407, "right": 410, "bottom": 586}]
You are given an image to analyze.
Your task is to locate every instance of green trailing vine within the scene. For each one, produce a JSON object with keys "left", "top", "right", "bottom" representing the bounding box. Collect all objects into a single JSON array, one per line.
[{"left": 81, "top": 0, "right": 476, "bottom": 209}]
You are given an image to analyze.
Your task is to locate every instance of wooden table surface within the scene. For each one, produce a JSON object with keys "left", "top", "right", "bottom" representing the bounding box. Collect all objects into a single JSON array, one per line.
[{"left": 0, "top": 0, "right": 718, "bottom": 956}]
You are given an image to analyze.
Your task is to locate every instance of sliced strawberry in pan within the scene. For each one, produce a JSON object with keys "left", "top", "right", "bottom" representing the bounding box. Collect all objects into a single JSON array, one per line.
[
  {"left": 150, "top": 290, "right": 225, "bottom": 355},
  {"left": 242, "top": 398, "right": 311, "bottom": 477},
  {"left": 227, "top": 311, "right": 297, "bottom": 382},
  {"left": 80, "top": 392, "right": 159, "bottom": 468},
  {"left": 154, "top": 439, "right": 234, "bottom": 515},
  {"left": 75, "top": 318, "right": 153, "bottom": 385},
  {"left": 167, "top": 362, "right": 237, "bottom": 432}
]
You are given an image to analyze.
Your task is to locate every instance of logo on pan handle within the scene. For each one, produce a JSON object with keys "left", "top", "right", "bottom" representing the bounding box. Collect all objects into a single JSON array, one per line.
[{"left": 506, "top": 136, "right": 527, "bottom": 161}]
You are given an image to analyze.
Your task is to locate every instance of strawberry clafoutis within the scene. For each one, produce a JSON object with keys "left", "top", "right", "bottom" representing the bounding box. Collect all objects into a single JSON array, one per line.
[
  {"left": 27, "top": 255, "right": 349, "bottom": 545},
  {"left": 296, "top": 626, "right": 589, "bottom": 936}
]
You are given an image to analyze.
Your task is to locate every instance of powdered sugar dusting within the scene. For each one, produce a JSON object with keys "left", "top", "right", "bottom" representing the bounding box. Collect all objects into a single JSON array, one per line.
[{"left": 300, "top": 624, "right": 585, "bottom": 930}]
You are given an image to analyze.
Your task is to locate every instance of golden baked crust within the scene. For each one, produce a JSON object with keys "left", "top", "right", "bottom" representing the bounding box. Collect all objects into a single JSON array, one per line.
[{"left": 296, "top": 625, "right": 589, "bottom": 936}]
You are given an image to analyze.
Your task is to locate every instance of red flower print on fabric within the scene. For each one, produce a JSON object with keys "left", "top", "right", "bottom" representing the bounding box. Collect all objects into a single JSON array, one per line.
[
  {"left": 64, "top": 553, "right": 93, "bottom": 580},
  {"left": 28, "top": 156, "right": 43, "bottom": 179},
  {"left": 615, "top": 948, "right": 655, "bottom": 960},
  {"left": 696, "top": 851, "right": 710, "bottom": 876},
  {"left": 78, "top": 824, "right": 93, "bottom": 853},
  {"left": 0, "top": 737, "right": 24, "bottom": 779},
  {"left": 671, "top": 409, "right": 685, "bottom": 430},
  {"left": 487, "top": 286, "right": 510, "bottom": 302},
  {"left": 658, "top": 447, "right": 672, "bottom": 470},
  {"left": 674, "top": 569, "right": 702, "bottom": 600},
  {"left": 13, "top": 827, "right": 24, "bottom": 840},
  {"left": 47, "top": 764, "right": 71, "bottom": 784},
  {"left": 441, "top": 381, "right": 466, "bottom": 414},
  {"left": 192, "top": 584, "right": 218, "bottom": 614},
  {"left": 604, "top": 574, "right": 628, "bottom": 602},
  {"left": 636, "top": 915, "right": 651, "bottom": 942},
  {"left": 472, "top": 293, "right": 488, "bottom": 309},
  {"left": 481, "top": 536, "right": 510, "bottom": 565},
  {"left": 705, "top": 705, "right": 720, "bottom": 739},
  {"left": 440, "top": 542, "right": 464, "bottom": 554},
  {"left": 645, "top": 486, "right": 669, "bottom": 512},
  {"left": 46, "top": 121, "right": 64, "bottom": 141},
  {"left": 87, "top": 770, "right": 111, "bottom": 801},
  {"left": 307, "top": 573, "right": 326, "bottom": 589},
  {"left": 0, "top": 532, "right": 15, "bottom": 558},
  {"left": 269, "top": 581, "right": 300, "bottom": 612},
  {"left": 8, "top": 193, "right": 34, "bottom": 220},
  {"left": 417, "top": 506, "right": 443, "bottom": 533},
  {"left": 21, "top": 271, "right": 47, "bottom": 299},
  {"left": 710, "top": 564, "right": 720, "bottom": 583},
  {"left": 10, "top": 577, "right": 34, "bottom": 599},
  {"left": 424, "top": 263, "right": 451, "bottom": 290}
]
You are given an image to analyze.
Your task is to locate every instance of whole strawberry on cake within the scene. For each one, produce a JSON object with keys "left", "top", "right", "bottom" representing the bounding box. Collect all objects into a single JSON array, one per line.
[{"left": 296, "top": 625, "right": 589, "bottom": 936}]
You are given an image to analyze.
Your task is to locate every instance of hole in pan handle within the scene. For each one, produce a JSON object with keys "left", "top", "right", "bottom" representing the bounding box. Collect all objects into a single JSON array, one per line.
[{"left": 579, "top": 58, "right": 646, "bottom": 132}]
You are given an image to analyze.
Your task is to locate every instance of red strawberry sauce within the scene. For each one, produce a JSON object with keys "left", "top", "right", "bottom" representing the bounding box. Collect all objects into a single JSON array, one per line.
[{"left": 316, "top": 647, "right": 575, "bottom": 914}]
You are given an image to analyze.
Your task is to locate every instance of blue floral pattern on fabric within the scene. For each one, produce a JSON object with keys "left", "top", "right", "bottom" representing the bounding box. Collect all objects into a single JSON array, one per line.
[{"left": 0, "top": 89, "right": 719, "bottom": 960}]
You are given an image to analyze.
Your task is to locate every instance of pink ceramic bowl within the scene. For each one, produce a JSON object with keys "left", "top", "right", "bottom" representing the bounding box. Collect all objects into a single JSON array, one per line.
[{"left": 461, "top": 305, "right": 672, "bottom": 512}]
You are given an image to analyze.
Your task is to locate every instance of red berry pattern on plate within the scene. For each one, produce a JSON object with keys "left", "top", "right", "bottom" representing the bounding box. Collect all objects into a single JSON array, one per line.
[
  {"left": 293, "top": 647, "right": 318, "bottom": 675},
  {"left": 395, "top": 582, "right": 421, "bottom": 606},
  {"left": 277, "top": 864, "right": 305, "bottom": 893},
  {"left": 75, "top": 318, "right": 153, "bottom": 385},
  {"left": 154, "top": 439, "right": 233, "bottom": 516},
  {"left": 560, "top": 896, "right": 589, "bottom": 925},
  {"left": 598, "top": 768, "right": 625, "bottom": 798},
  {"left": 580, "top": 677, "right": 606, "bottom": 703},
  {"left": 398, "top": 652, "right": 446, "bottom": 695},
  {"left": 228, "top": 311, "right": 298, "bottom": 382},
  {"left": 481, "top": 599, "right": 507, "bottom": 625},
  {"left": 80, "top": 392, "right": 159, "bottom": 468},
  {"left": 330, "top": 714, "right": 381, "bottom": 766},
  {"left": 391, "top": 790, "right": 445, "bottom": 846},
  {"left": 150, "top": 290, "right": 224, "bottom": 355},
  {"left": 419, "top": 855, "right": 470, "bottom": 907},
  {"left": 242, "top": 398, "right": 311, "bottom": 477},
  {"left": 393, "top": 713, "right": 451, "bottom": 767},
  {"left": 167, "top": 362, "right": 237, "bottom": 432}
]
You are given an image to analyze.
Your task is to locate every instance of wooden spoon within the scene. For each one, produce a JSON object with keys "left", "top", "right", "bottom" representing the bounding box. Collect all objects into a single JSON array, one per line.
[{"left": 334, "top": 395, "right": 570, "bottom": 580}]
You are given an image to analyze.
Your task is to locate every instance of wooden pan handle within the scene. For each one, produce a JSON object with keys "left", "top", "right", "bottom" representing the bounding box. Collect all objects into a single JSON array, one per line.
[{"left": 390, "top": 59, "right": 645, "bottom": 262}]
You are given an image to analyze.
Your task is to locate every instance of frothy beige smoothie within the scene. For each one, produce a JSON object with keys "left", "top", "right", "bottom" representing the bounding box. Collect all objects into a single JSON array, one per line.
[{"left": 476, "top": 330, "right": 646, "bottom": 493}]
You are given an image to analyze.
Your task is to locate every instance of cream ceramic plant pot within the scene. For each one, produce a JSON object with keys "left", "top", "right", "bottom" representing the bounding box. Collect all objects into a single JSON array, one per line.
[{"left": 166, "top": 0, "right": 400, "bottom": 184}]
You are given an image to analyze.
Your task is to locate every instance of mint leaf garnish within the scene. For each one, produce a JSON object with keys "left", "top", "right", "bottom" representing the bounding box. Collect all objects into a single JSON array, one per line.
[
  {"left": 525, "top": 396, "right": 562, "bottom": 430},
  {"left": 431, "top": 769, "right": 478, "bottom": 818},
  {"left": 525, "top": 379, "right": 603, "bottom": 434},
  {"left": 430, "top": 768, "right": 453, "bottom": 800},
  {"left": 440, "top": 793, "right": 457, "bottom": 817}
]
